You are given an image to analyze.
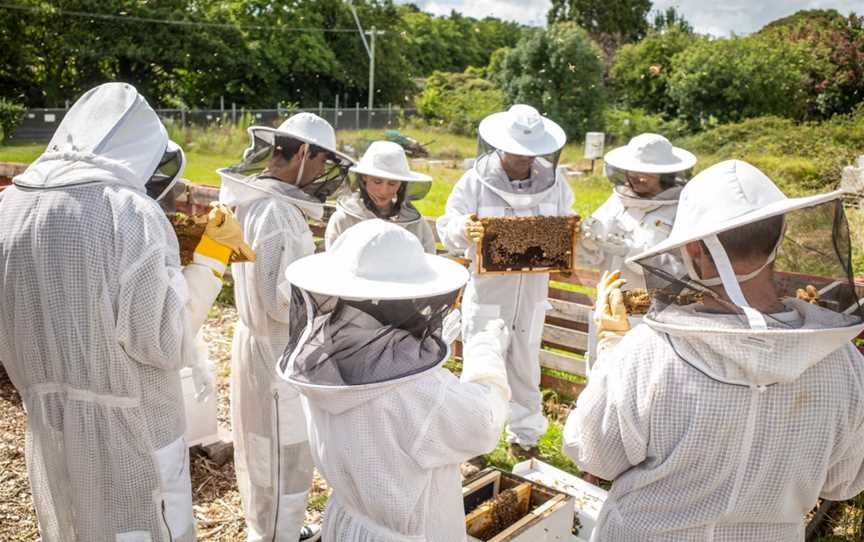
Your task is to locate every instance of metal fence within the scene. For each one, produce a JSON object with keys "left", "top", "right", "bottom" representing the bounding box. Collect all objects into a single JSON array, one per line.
[{"left": 10, "top": 106, "right": 418, "bottom": 143}]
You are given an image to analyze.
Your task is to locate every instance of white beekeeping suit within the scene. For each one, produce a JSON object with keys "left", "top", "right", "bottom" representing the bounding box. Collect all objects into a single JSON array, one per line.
[
  {"left": 564, "top": 160, "right": 864, "bottom": 541},
  {"left": 325, "top": 141, "right": 436, "bottom": 253},
  {"left": 437, "top": 105, "right": 574, "bottom": 450},
  {"left": 0, "top": 83, "right": 236, "bottom": 541},
  {"left": 578, "top": 133, "right": 696, "bottom": 371},
  {"left": 219, "top": 113, "right": 353, "bottom": 542},
  {"left": 278, "top": 219, "right": 511, "bottom": 542}
]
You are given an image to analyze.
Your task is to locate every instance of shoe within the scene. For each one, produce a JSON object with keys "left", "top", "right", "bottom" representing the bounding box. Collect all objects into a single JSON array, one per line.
[
  {"left": 299, "top": 524, "right": 321, "bottom": 541},
  {"left": 509, "top": 442, "right": 541, "bottom": 459}
]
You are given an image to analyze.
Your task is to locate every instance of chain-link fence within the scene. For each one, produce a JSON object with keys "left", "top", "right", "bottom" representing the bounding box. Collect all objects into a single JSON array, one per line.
[{"left": 10, "top": 105, "right": 418, "bottom": 143}]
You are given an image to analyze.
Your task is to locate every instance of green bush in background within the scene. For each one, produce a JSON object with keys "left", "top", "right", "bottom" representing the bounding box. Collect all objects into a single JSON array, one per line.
[
  {"left": 610, "top": 27, "right": 702, "bottom": 118},
  {"left": 603, "top": 106, "right": 687, "bottom": 144},
  {"left": 0, "top": 99, "right": 26, "bottom": 144},
  {"left": 415, "top": 69, "right": 506, "bottom": 136},
  {"left": 668, "top": 35, "right": 811, "bottom": 130},
  {"left": 492, "top": 22, "right": 606, "bottom": 139}
]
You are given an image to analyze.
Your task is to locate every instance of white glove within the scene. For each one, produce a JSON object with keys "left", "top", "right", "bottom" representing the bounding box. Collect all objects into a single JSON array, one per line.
[
  {"left": 190, "top": 334, "right": 214, "bottom": 402},
  {"left": 192, "top": 361, "right": 215, "bottom": 402},
  {"left": 442, "top": 308, "right": 462, "bottom": 345},
  {"left": 461, "top": 318, "right": 512, "bottom": 412}
]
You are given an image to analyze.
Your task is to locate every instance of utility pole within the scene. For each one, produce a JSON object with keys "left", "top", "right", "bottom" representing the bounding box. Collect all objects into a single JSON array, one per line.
[
  {"left": 366, "top": 26, "right": 385, "bottom": 110},
  {"left": 346, "top": 1, "right": 385, "bottom": 111}
]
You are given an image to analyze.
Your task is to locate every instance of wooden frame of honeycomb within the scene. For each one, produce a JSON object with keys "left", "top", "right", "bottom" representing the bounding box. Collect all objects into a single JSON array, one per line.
[{"left": 475, "top": 215, "right": 581, "bottom": 275}]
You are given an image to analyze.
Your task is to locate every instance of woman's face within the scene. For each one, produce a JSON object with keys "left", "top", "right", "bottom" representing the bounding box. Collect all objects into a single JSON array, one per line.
[
  {"left": 499, "top": 152, "right": 535, "bottom": 181},
  {"left": 626, "top": 170, "right": 663, "bottom": 196},
  {"left": 363, "top": 176, "right": 402, "bottom": 211}
]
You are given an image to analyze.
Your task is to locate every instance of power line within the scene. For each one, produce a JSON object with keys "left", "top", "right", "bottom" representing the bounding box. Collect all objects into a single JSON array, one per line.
[{"left": 0, "top": 2, "right": 377, "bottom": 33}]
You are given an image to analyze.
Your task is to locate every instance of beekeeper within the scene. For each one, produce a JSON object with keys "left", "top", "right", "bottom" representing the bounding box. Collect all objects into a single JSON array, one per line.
[
  {"left": 0, "top": 82, "right": 253, "bottom": 542},
  {"left": 325, "top": 140, "right": 436, "bottom": 252},
  {"left": 219, "top": 112, "right": 354, "bottom": 542},
  {"left": 437, "top": 104, "right": 574, "bottom": 456},
  {"left": 579, "top": 133, "right": 696, "bottom": 370},
  {"left": 564, "top": 160, "right": 864, "bottom": 541},
  {"left": 278, "top": 219, "right": 511, "bottom": 541}
]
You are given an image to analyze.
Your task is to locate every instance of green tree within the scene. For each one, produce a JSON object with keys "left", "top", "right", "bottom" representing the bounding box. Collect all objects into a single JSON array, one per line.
[
  {"left": 492, "top": 23, "right": 606, "bottom": 138},
  {"left": 396, "top": 6, "right": 524, "bottom": 77},
  {"left": 415, "top": 69, "right": 505, "bottom": 135},
  {"left": 651, "top": 6, "right": 693, "bottom": 33},
  {"left": 757, "top": 9, "right": 864, "bottom": 119},
  {"left": 547, "top": 0, "right": 652, "bottom": 43},
  {"left": 668, "top": 35, "right": 811, "bottom": 129},
  {"left": 610, "top": 27, "right": 701, "bottom": 116}
]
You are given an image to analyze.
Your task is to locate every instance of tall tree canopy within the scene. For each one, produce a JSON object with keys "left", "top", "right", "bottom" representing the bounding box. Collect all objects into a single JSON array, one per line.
[{"left": 547, "top": 0, "right": 652, "bottom": 43}]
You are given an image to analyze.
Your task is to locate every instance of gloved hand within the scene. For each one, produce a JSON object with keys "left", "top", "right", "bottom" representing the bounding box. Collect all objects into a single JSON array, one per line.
[
  {"left": 191, "top": 360, "right": 215, "bottom": 402},
  {"left": 594, "top": 270, "right": 630, "bottom": 336},
  {"left": 797, "top": 285, "right": 819, "bottom": 304},
  {"left": 194, "top": 202, "right": 256, "bottom": 276},
  {"left": 481, "top": 318, "right": 511, "bottom": 355},
  {"left": 465, "top": 214, "right": 485, "bottom": 242},
  {"left": 442, "top": 308, "right": 462, "bottom": 345}
]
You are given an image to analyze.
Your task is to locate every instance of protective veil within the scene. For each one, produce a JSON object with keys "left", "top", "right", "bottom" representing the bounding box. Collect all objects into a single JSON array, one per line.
[
  {"left": 279, "top": 220, "right": 510, "bottom": 542},
  {"left": 437, "top": 106, "right": 574, "bottom": 447},
  {"left": 579, "top": 133, "right": 695, "bottom": 370},
  {"left": 0, "top": 83, "right": 221, "bottom": 541},
  {"left": 325, "top": 192, "right": 435, "bottom": 253},
  {"left": 564, "top": 160, "right": 864, "bottom": 541},
  {"left": 218, "top": 113, "right": 350, "bottom": 541},
  {"left": 326, "top": 140, "right": 435, "bottom": 253}
]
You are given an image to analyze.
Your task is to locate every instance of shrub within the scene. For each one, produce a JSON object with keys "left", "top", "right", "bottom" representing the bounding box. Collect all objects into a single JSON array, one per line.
[
  {"left": 415, "top": 69, "right": 506, "bottom": 136},
  {"left": 0, "top": 98, "right": 26, "bottom": 143},
  {"left": 757, "top": 9, "right": 864, "bottom": 119},
  {"left": 610, "top": 27, "right": 702, "bottom": 117},
  {"left": 668, "top": 36, "right": 811, "bottom": 129},
  {"left": 492, "top": 23, "right": 606, "bottom": 139},
  {"left": 603, "top": 107, "right": 687, "bottom": 144}
]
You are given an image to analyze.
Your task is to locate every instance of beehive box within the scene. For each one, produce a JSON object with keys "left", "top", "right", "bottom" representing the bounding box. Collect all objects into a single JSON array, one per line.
[
  {"left": 463, "top": 467, "right": 576, "bottom": 542},
  {"left": 512, "top": 459, "right": 608, "bottom": 542},
  {"left": 476, "top": 215, "right": 580, "bottom": 275},
  {"left": 179, "top": 366, "right": 220, "bottom": 447}
]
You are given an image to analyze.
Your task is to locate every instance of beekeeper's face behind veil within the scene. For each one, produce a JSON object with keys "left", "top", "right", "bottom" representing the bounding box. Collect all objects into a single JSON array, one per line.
[
  {"left": 472, "top": 104, "right": 567, "bottom": 210},
  {"left": 629, "top": 160, "right": 864, "bottom": 386},
  {"left": 602, "top": 133, "right": 696, "bottom": 201}
]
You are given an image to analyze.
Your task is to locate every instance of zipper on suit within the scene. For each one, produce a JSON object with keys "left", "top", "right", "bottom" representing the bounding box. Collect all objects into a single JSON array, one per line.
[
  {"left": 271, "top": 390, "right": 281, "bottom": 542},
  {"left": 512, "top": 274, "right": 524, "bottom": 331}
]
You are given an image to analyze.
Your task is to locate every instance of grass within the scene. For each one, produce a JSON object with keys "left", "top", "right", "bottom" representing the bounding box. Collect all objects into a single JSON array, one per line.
[{"left": 485, "top": 408, "right": 580, "bottom": 477}]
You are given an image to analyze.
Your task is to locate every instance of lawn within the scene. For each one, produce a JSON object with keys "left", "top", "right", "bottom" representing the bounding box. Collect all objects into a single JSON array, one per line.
[{"left": 0, "top": 128, "right": 615, "bottom": 219}]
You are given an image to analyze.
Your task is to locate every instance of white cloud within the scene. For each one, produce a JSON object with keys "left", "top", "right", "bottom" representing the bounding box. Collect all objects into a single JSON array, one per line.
[{"left": 396, "top": 0, "right": 861, "bottom": 36}]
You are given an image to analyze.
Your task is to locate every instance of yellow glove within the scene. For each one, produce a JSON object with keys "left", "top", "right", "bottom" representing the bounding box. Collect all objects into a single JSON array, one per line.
[
  {"left": 465, "top": 214, "right": 485, "bottom": 242},
  {"left": 194, "top": 202, "right": 256, "bottom": 276},
  {"left": 594, "top": 270, "right": 630, "bottom": 335},
  {"left": 796, "top": 285, "right": 819, "bottom": 304}
]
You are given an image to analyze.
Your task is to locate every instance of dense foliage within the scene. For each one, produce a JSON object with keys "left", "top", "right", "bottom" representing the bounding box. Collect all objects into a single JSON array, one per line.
[
  {"left": 492, "top": 23, "right": 605, "bottom": 139},
  {"left": 415, "top": 69, "right": 505, "bottom": 135},
  {"left": 0, "top": 0, "right": 524, "bottom": 109}
]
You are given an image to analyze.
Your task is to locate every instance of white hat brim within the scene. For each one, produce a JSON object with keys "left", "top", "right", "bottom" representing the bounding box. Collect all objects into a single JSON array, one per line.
[
  {"left": 627, "top": 190, "right": 844, "bottom": 265},
  {"left": 248, "top": 125, "right": 356, "bottom": 166},
  {"left": 604, "top": 145, "right": 697, "bottom": 174},
  {"left": 285, "top": 251, "right": 469, "bottom": 300},
  {"left": 479, "top": 112, "right": 566, "bottom": 156},
  {"left": 349, "top": 164, "right": 432, "bottom": 183}
]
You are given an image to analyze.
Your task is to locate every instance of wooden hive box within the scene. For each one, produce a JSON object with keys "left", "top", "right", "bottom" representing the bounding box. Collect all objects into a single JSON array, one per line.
[
  {"left": 463, "top": 467, "right": 576, "bottom": 542},
  {"left": 476, "top": 215, "right": 580, "bottom": 275}
]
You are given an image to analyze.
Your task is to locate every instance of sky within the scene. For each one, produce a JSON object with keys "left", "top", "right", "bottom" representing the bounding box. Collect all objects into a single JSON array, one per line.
[{"left": 395, "top": 0, "right": 861, "bottom": 36}]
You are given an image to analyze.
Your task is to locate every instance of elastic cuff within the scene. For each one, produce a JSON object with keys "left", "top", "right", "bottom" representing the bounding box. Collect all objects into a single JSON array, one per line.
[
  {"left": 193, "top": 235, "right": 231, "bottom": 276},
  {"left": 195, "top": 235, "right": 232, "bottom": 262}
]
